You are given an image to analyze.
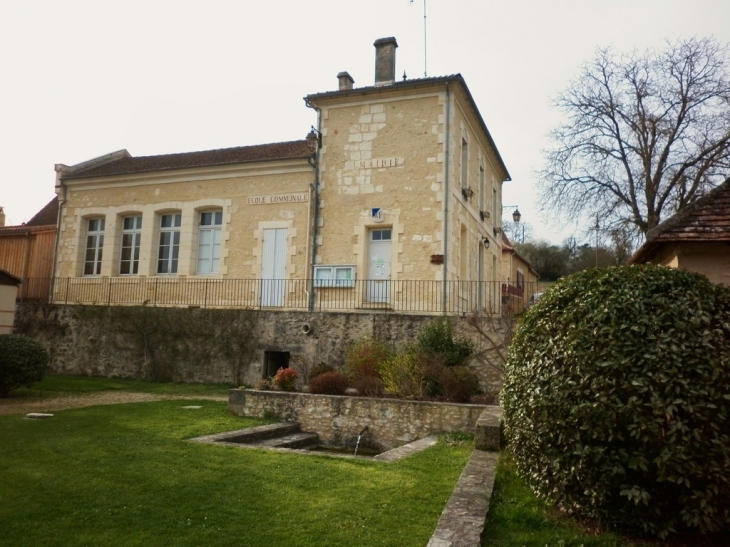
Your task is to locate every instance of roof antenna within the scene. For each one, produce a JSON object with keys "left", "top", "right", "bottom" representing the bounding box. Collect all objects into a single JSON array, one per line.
[{"left": 410, "top": 0, "right": 427, "bottom": 77}]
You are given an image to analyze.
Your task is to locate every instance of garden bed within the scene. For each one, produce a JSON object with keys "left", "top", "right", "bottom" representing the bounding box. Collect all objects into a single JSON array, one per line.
[{"left": 229, "top": 388, "right": 495, "bottom": 451}]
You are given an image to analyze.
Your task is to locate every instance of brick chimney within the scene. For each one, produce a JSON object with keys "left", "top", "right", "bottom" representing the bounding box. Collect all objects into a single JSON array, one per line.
[
  {"left": 374, "top": 37, "right": 398, "bottom": 86},
  {"left": 0, "top": 206, "right": 5, "bottom": 227},
  {"left": 337, "top": 71, "right": 354, "bottom": 91}
]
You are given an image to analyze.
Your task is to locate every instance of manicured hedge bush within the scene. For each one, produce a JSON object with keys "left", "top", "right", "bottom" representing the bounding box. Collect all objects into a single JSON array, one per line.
[
  {"left": 502, "top": 266, "right": 730, "bottom": 539},
  {"left": 0, "top": 334, "right": 49, "bottom": 397},
  {"left": 308, "top": 371, "right": 349, "bottom": 395}
]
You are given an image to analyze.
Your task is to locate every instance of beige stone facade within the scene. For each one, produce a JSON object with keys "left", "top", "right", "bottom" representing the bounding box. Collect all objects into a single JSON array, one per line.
[
  {"left": 52, "top": 38, "right": 510, "bottom": 314},
  {"left": 500, "top": 234, "right": 540, "bottom": 312}
]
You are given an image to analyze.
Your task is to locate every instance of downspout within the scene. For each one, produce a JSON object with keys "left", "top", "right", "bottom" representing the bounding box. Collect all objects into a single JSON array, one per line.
[
  {"left": 305, "top": 100, "right": 322, "bottom": 312},
  {"left": 20, "top": 228, "right": 32, "bottom": 302},
  {"left": 51, "top": 166, "right": 67, "bottom": 304},
  {"left": 441, "top": 84, "right": 451, "bottom": 314}
]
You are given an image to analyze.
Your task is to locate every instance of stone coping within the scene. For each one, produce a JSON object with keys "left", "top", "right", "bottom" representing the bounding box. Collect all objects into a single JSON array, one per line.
[
  {"left": 189, "top": 425, "right": 439, "bottom": 462},
  {"left": 428, "top": 450, "right": 499, "bottom": 547},
  {"left": 474, "top": 406, "right": 502, "bottom": 451}
]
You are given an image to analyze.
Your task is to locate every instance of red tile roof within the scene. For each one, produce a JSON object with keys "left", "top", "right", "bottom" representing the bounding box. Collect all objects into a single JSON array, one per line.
[
  {"left": 63, "top": 140, "right": 314, "bottom": 179},
  {"left": 630, "top": 178, "right": 730, "bottom": 263}
]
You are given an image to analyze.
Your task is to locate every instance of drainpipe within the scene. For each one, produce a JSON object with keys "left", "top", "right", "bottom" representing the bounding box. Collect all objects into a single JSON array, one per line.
[
  {"left": 20, "top": 228, "right": 31, "bottom": 302},
  {"left": 441, "top": 84, "right": 451, "bottom": 314},
  {"left": 305, "top": 101, "right": 322, "bottom": 312},
  {"left": 51, "top": 166, "right": 67, "bottom": 304}
]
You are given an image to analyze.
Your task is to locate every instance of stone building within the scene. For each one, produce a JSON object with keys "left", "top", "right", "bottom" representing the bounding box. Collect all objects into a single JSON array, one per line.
[
  {"left": 500, "top": 234, "right": 539, "bottom": 313},
  {"left": 52, "top": 37, "right": 511, "bottom": 314}
]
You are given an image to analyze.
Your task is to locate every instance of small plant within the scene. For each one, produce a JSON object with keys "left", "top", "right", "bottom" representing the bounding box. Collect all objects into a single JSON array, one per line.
[
  {"left": 440, "top": 431, "right": 473, "bottom": 446},
  {"left": 308, "top": 371, "right": 349, "bottom": 395},
  {"left": 352, "top": 375, "right": 384, "bottom": 397},
  {"left": 345, "top": 338, "right": 393, "bottom": 381},
  {"left": 272, "top": 367, "right": 298, "bottom": 392},
  {"left": 378, "top": 348, "right": 427, "bottom": 399},
  {"left": 308, "top": 362, "right": 334, "bottom": 382},
  {"left": 0, "top": 334, "right": 49, "bottom": 397},
  {"left": 416, "top": 317, "right": 473, "bottom": 367},
  {"left": 439, "top": 366, "right": 479, "bottom": 403},
  {"left": 255, "top": 378, "right": 273, "bottom": 391}
]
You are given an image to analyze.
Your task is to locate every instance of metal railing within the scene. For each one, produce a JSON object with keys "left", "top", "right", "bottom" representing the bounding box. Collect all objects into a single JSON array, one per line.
[{"left": 21, "top": 277, "right": 540, "bottom": 315}]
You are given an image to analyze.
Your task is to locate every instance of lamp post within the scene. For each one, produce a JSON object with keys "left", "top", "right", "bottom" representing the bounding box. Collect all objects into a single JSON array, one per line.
[{"left": 502, "top": 205, "right": 524, "bottom": 243}]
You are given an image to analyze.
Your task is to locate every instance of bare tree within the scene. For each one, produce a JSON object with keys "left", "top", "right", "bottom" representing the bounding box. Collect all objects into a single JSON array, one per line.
[{"left": 540, "top": 38, "right": 730, "bottom": 236}]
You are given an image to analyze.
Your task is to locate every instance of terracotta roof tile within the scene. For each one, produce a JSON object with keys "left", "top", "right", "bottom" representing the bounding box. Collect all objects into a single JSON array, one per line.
[
  {"left": 648, "top": 179, "right": 730, "bottom": 243},
  {"left": 630, "top": 179, "right": 730, "bottom": 263},
  {"left": 64, "top": 140, "right": 314, "bottom": 179}
]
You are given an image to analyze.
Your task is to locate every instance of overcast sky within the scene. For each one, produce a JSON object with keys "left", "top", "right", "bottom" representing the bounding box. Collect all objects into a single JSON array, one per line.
[{"left": 2, "top": 0, "right": 729, "bottom": 244}]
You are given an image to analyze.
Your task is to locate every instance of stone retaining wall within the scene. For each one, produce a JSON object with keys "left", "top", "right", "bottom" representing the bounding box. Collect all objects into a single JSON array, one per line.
[
  {"left": 15, "top": 303, "right": 507, "bottom": 392},
  {"left": 229, "top": 389, "right": 496, "bottom": 451}
]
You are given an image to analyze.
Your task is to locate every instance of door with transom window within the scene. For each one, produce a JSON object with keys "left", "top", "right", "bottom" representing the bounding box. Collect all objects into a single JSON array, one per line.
[{"left": 366, "top": 228, "right": 391, "bottom": 303}]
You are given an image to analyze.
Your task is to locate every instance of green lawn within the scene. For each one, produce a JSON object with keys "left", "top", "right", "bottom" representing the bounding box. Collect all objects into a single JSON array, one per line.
[
  {"left": 482, "top": 454, "right": 652, "bottom": 547},
  {"left": 0, "top": 396, "right": 471, "bottom": 547},
  {"left": 6, "top": 373, "right": 233, "bottom": 399}
]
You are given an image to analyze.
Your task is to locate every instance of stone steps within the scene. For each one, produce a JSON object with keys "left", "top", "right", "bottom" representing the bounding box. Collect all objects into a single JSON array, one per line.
[
  {"left": 248, "top": 431, "right": 320, "bottom": 449},
  {"left": 215, "top": 422, "right": 301, "bottom": 444},
  {"left": 188, "top": 422, "right": 320, "bottom": 450}
]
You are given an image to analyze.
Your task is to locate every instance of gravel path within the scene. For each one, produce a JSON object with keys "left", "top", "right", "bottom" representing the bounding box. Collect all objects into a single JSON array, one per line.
[{"left": 0, "top": 392, "right": 228, "bottom": 416}]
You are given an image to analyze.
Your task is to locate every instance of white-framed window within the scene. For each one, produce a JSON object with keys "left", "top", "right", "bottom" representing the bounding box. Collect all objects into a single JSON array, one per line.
[
  {"left": 197, "top": 210, "right": 222, "bottom": 274},
  {"left": 314, "top": 265, "right": 356, "bottom": 287},
  {"left": 157, "top": 213, "right": 181, "bottom": 274},
  {"left": 119, "top": 215, "right": 142, "bottom": 275},
  {"left": 371, "top": 228, "right": 391, "bottom": 241},
  {"left": 83, "top": 218, "right": 105, "bottom": 276}
]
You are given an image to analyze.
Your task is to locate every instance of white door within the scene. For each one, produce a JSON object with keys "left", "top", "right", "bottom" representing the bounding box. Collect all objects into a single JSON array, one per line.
[
  {"left": 367, "top": 229, "right": 392, "bottom": 303},
  {"left": 261, "top": 228, "right": 287, "bottom": 307}
]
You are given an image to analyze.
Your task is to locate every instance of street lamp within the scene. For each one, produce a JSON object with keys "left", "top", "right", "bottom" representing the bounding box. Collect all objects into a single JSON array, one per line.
[{"left": 502, "top": 205, "right": 524, "bottom": 242}]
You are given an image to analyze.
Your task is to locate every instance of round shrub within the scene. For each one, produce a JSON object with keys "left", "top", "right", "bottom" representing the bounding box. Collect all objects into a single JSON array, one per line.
[
  {"left": 0, "top": 334, "right": 49, "bottom": 397},
  {"left": 308, "top": 362, "right": 334, "bottom": 382},
  {"left": 308, "top": 371, "right": 349, "bottom": 395},
  {"left": 502, "top": 266, "right": 730, "bottom": 539}
]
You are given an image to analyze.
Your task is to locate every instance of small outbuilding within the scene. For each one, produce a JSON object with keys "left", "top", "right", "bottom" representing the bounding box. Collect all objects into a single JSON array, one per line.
[{"left": 629, "top": 179, "right": 730, "bottom": 285}]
